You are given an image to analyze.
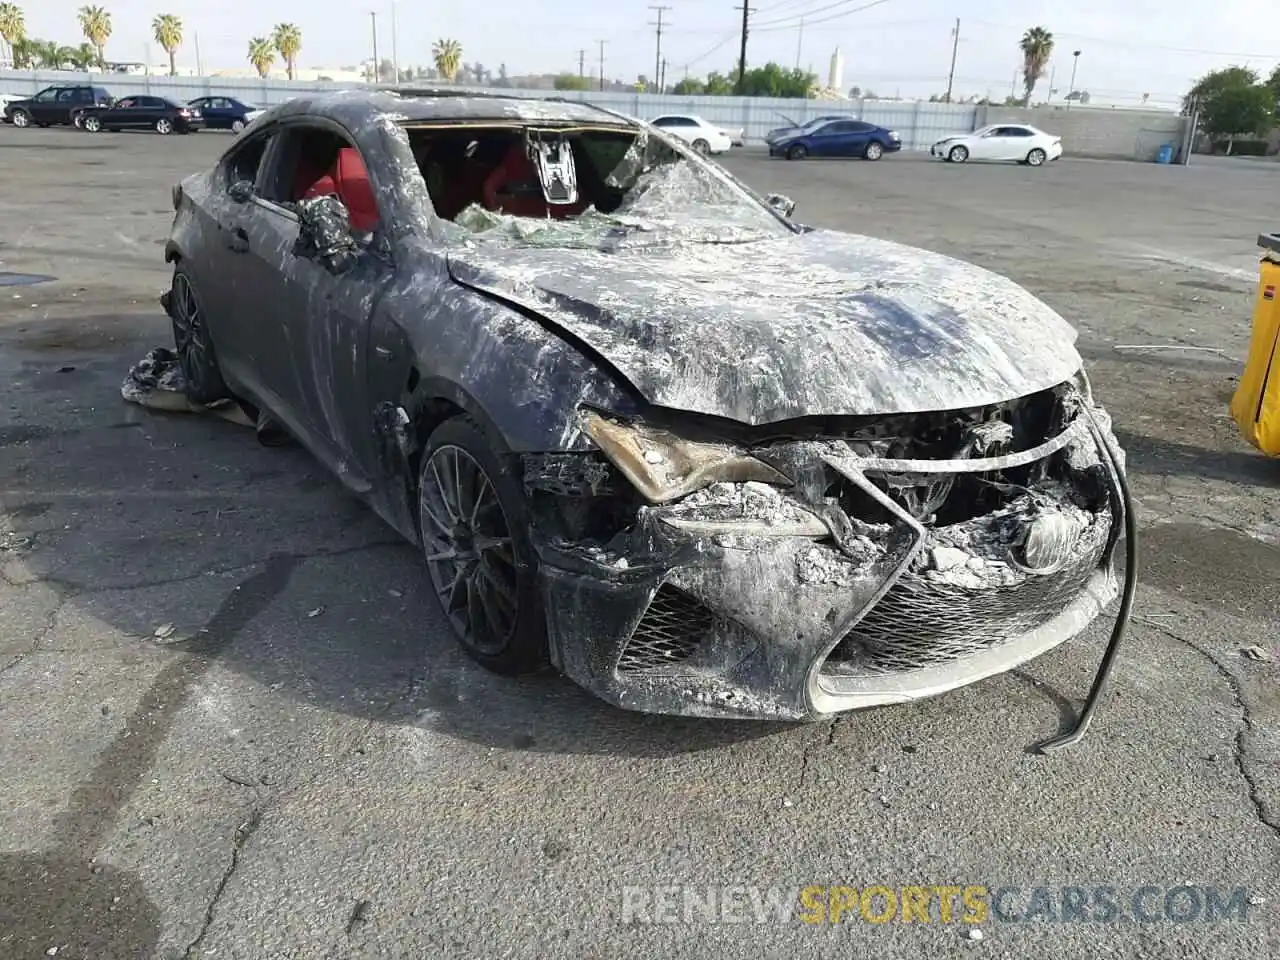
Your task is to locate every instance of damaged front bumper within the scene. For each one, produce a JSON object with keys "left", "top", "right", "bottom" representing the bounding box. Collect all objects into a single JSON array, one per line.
[{"left": 524, "top": 384, "right": 1128, "bottom": 722}]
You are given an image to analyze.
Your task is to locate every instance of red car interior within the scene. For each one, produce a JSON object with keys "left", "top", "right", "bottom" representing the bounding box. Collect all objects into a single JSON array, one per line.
[{"left": 297, "top": 146, "right": 380, "bottom": 233}]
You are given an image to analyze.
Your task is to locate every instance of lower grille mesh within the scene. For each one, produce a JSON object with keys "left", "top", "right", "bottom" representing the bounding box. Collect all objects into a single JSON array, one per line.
[
  {"left": 617, "top": 585, "right": 712, "bottom": 673},
  {"left": 824, "top": 521, "right": 1110, "bottom": 677}
]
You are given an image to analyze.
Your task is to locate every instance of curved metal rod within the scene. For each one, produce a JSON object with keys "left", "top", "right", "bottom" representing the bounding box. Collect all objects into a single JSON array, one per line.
[{"left": 1034, "top": 409, "right": 1139, "bottom": 754}]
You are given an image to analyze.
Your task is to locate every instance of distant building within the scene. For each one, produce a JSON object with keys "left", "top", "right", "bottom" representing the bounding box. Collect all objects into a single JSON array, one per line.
[{"left": 828, "top": 47, "right": 844, "bottom": 93}]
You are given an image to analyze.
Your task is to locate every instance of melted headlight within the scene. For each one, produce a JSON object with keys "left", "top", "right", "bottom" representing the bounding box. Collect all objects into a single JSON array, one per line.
[{"left": 580, "top": 409, "right": 791, "bottom": 503}]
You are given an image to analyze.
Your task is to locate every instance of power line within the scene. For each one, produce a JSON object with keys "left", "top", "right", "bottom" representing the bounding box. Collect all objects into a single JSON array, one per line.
[
  {"left": 684, "top": 30, "right": 738, "bottom": 69},
  {"left": 648, "top": 5, "right": 672, "bottom": 89},
  {"left": 751, "top": 0, "right": 896, "bottom": 31}
]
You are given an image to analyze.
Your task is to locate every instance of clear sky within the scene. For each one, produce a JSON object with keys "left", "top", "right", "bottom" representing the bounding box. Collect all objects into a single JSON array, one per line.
[{"left": 16, "top": 0, "right": 1280, "bottom": 107}]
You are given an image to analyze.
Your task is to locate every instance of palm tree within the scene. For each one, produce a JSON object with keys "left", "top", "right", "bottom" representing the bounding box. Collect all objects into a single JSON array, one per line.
[
  {"left": 272, "top": 23, "right": 301, "bottom": 80},
  {"left": 432, "top": 38, "right": 462, "bottom": 82},
  {"left": 1019, "top": 26, "right": 1054, "bottom": 106},
  {"left": 76, "top": 5, "right": 110, "bottom": 68},
  {"left": 69, "top": 42, "right": 97, "bottom": 70},
  {"left": 151, "top": 13, "right": 182, "bottom": 76},
  {"left": 247, "top": 36, "right": 273, "bottom": 78},
  {"left": 0, "top": 2, "right": 25, "bottom": 67}
]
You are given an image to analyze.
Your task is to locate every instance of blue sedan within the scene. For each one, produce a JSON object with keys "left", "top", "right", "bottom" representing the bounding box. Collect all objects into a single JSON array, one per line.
[
  {"left": 769, "top": 118, "right": 902, "bottom": 161},
  {"left": 185, "top": 96, "right": 264, "bottom": 132}
]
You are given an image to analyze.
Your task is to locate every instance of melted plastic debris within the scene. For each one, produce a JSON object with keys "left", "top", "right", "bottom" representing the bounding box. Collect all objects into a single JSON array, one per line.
[
  {"left": 294, "top": 195, "right": 361, "bottom": 270},
  {"left": 663, "top": 482, "right": 815, "bottom": 527},
  {"left": 966, "top": 419, "right": 1014, "bottom": 455},
  {"left": 921, "top": 483, "right": 1098, "bottom": 588},
  {"left": 796, "top": 545, "right": 861, "bottom": 585},
  {"left": 121, "top": 347, "right": 253, "bottom": 425}
]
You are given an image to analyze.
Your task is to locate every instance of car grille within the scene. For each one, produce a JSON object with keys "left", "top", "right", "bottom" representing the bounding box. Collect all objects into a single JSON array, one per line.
[
  {"left": 823, "top": 520, "right": 1110, "bottom": 677},
  {"left": 616, "top": 585, "right": 712, "bottom": 673}
]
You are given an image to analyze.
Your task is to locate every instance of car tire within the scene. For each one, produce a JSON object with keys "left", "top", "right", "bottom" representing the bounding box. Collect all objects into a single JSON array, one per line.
[
  {"left": 10, "top": 109, "right": 30, "bottom": 128},
  {"left": 168, "top": 268, "right": 230, "bottom": 405},
  {"left": 864, "top": 141, "right": 884, "bottom": 161},
  {"left": 691, "top": 138, "right": 710, "bottom": 155},
  {"left": 1026, "top": 147, "right": 1047, "bottom": 166},
  {"left": 948, "top": 144, "right": 969, "bottom": 163},
  {"left": 787, "top": 144, "right": 808, "bottom": 160},
  {"left": 417, "top": 415, "right": 549, "bottom": 676},
  {"left": 81, "top": 115, "right": 102, "bottom": 133},
  {"left": 231, "top": 119, "right": 245, "bottom": 133},
  {"left": 155, "top": 117, "right": 173, "bottom": 135},
  {"left": 72, "top": 114, "right": 83, "bottom": 128}
]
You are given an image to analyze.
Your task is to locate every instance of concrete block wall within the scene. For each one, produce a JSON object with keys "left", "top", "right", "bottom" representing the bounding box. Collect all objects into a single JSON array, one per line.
[{"left": 975, "top": 104, "right": 1187, "bottom": 161}]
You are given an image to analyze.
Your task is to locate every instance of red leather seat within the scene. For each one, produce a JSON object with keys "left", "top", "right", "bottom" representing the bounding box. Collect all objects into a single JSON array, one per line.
[
  {"left": 482, "top": 141, "right": 585, "bottom": 219},
  {"left": 332, "top": 147, "right": 379, "bottom": 233},
  {"left": 302, "top": 147, "right": 379, "bottom": 233}
]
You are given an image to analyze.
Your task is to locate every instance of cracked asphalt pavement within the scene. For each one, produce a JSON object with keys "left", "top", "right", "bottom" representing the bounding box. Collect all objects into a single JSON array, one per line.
[{"left": 0, "top": 129, "right": 1277, "bottom": 959}]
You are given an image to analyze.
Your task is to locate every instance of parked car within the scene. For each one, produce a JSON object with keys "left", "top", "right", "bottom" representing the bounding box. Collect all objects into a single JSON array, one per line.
[
  {"left": 76, "top": 95, "right": 203, "bottom": 135},
  {"left": 770, "top": 118, "right": 902, "bottom": 161},
  {"left": 647, "top": 114, "right": 734, "bottom": 155},
  {"left": 765, "top": 113, "right": 852, "bottom": 145},
  {"left": 931, "top": 123, "right": 1063, "bottom": 165},
  {"left": 3, "top": 84, "right": 114, "bottom": 127},
  {"left": 158, "top": 90, "right": 1133, "bottom": 735},
  {"left": 186, "top": 96, "right": 265, "bottom": 133}
]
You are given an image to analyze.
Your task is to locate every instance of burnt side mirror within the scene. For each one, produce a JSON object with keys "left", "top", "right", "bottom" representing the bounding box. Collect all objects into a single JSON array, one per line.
[
  {"left": 228, "top": 179, "right": 254, "bottom": 203},
  {"left": 766, "top": 193, "right": 796, "bottom": 219},
  {"left": 294, "top": 195, "right": 360, "bottom": 275}
]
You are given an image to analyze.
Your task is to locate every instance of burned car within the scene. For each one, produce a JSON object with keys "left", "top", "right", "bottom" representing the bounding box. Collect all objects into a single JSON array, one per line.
[{"left": 162, "top": 90, "right": 1134, "bottom": 741}]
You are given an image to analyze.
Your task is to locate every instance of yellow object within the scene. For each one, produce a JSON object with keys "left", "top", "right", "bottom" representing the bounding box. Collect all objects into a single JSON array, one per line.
[{"left": 1230, "top": 242, "right": 1280, "bottom": 454}]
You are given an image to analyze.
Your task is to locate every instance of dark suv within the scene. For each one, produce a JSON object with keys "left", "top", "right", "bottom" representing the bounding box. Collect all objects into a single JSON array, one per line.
[{"left": 3, "top": 85, "right": 115, "bottom": 128}]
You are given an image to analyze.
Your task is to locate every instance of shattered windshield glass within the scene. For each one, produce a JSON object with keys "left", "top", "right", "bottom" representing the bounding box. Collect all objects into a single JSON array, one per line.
[{"left": 424, "top": 127, "right": 790, "bottom": 250}]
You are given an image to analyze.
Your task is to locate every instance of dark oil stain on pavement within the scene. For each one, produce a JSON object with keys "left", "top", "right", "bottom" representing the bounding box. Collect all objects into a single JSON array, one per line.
[
  {"left": 0, "top": 272, "right": 55, "bottom": 287},
  {"left": 1140, "top": 521, "right": 1280, "bottom": 622},
  {"left": 0, "top": 556, "right": 298, "bottom": 959}
]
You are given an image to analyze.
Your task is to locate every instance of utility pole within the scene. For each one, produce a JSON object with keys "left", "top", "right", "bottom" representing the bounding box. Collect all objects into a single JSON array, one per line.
[
  {"left": 944, "top": 18, "right": 958, "bottom": 103},
  {"left": 648, "top": 5, "right": 671, "bottom": 93},
  {"left": 577, "top": 49, "right": 586, "bottom": 78},
  {"left": 597, "top": 39, "right": 606, "bottom": 91},
  {"left": 391, "top": 1, "right": 399, "bottom": 86},
  {"left": 734, "top": 1, "right": 753, "bottom": 95},
  {"left": 370, "top": 12, "right": 378, "bottom": 84},
  {"left": 660, "top": 58, "right": 667, "bottom": 91},
  {"left": 1067, "top": 49, "right": 1081, "bottom": 110},
  {"left": 194, "top": 31, "right": 203, "bottom": 76},
  {"left": 1046, "top": 65, "right": 1055, "bottom": 103},
  {"left": 794, "top": 18, "right": 803, "bottom": 70}
]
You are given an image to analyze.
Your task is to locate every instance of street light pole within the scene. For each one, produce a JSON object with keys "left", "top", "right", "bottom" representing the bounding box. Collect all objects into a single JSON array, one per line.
[
  {"left": 370, "top": 12, "right": 378, "bottom": 84},
  {"left": 391, "top": 2, "right": 399, "bottom": 86},
  {"left": 1067, "top": 49, "right": 1080, "bottom": 109}
]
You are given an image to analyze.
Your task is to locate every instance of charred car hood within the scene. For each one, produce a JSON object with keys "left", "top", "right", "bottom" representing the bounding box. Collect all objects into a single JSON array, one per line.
[{"left": 446, "top": 229, "right": 1082, "bottom": 425}]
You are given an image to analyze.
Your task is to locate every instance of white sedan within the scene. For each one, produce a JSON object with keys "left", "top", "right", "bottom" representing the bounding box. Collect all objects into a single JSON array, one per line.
[
  {"left": 931, "top": 123, "right": 1063, "bottom": 166},
  {"left": 648, "top": 114, "right": 735, "bottom": 155}
]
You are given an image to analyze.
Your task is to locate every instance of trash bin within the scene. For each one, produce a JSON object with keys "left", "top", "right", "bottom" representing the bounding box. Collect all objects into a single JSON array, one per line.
[
  {"left": 1155, "top": 143, "right": 1174, "bottom": 164},
  {"left": 1229, "top": 233, "right": 1280, "bottom": 454}
]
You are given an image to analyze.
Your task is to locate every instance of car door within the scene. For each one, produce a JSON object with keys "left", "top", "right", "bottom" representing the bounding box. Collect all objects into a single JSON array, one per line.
[
  {"left": 810, "top": 121, "right": 850, "bottom": 157},
  {"left": 23, "top": 88, "right": 57, "bottom": 123},
  {"left": 234, "top": 121, "right": 390, "bottom": 482},
  {"left": 198, "top": 125, "right": 307, "bottom": 424},
  {"left": 843, "top": 121, "right": 874, "bottom": 156},
  {"left": 1005, "top": 126, "right": 1036, "bottom": 159},
  {"left": 969, "top": 126, "right": 1006, "bottom": 160},
  {"left": 103, "top": 96, "right": 139, "bottom": 128},
  {"left": 188, "top": 97, "right": 212, "bottom": 126}
]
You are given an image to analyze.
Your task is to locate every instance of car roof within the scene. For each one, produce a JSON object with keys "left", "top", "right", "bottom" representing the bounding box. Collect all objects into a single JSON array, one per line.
[{"left": 266, "top": 89, "right": 635, "bottom": 129}]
